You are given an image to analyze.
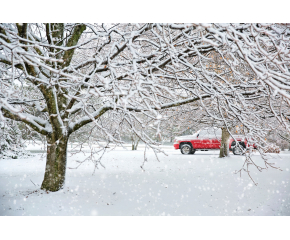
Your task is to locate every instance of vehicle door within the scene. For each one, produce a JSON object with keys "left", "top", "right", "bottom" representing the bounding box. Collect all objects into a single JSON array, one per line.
[
  {"left": 191, "top": 131, "right": 202, "bottom": 149},
  {"left": 206, "top": 129, "right": 217, "bottom": 149},
  {"left": 207, "top": 133, "right": 215, "bottom": 149},
  {"left": 211, "top": 129, "right": 222, "bottom": 149},
  {"left": 198, "top": 130, "right": 211, "bottom": 149}
]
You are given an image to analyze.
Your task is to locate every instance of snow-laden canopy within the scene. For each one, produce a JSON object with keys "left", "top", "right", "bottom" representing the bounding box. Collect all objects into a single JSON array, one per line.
[{"left": 1, "top": 23, "right": 289, "bottom": 190}]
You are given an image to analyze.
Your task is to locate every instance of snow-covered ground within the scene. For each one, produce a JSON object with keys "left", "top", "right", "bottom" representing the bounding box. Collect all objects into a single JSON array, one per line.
[{"left": 1, "top": 147, "right": 290, "bottom": 216}]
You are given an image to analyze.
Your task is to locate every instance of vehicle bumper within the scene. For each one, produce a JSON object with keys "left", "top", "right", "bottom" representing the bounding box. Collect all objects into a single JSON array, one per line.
[{"left": 173, "top": 143, "right": 179, "bottom": 149}]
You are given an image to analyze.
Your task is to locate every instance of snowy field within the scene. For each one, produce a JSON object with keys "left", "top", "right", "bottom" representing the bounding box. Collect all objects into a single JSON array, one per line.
[{"left": 1, "top": 147, "right": 290, "bottom": 216}]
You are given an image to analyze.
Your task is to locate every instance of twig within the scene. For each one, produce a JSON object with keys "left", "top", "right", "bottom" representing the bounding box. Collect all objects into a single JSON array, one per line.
[{"left": 30, "top": 179, "right": 36, "bottom": 186}]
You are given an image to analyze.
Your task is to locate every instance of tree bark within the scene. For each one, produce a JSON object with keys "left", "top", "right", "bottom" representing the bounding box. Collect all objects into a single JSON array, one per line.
[
  {"left": 219, "top": 127, "right": 231, "bottom": 158},
  {"left": 131, "top": 134, "right": 140, "bottom": 150},
  {"left": 41, "top": 136, "right": 68, "bottom": 192}
]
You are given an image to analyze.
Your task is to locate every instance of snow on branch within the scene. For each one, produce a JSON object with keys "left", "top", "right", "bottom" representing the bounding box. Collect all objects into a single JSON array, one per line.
[{"left": 1, "top": 23, "right": 290, "bottom": 175}]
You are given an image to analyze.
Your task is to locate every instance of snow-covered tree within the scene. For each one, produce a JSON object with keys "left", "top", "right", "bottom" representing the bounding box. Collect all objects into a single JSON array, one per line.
[
  {"left": 0, "top": 119, "right": 27, "bottom": 159},
  {"left": 1, "top": 23, "right": 290, "bottom": 191}
]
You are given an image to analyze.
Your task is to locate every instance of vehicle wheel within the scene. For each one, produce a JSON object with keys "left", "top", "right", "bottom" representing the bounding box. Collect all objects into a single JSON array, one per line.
[
  {"left": 233, "top": 143, "right": 245, "bottom": 155},
  {"left": 189, "top": 149, "right": 196, "bottom": 154},
  {"left": 180, "top": 144, "right": 192, "bottom": 155}
]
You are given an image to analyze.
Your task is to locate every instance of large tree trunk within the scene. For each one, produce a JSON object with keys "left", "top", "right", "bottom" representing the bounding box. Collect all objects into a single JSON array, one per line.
[
  {"left": 41, "top": 136, "right": 68, "bottom": 192},
  {"left": 219, "top": 127, "right": 231, "bottom": 158}
]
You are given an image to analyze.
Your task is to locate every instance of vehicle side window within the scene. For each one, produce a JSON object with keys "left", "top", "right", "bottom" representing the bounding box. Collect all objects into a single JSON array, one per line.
[
  {"left": 200, "top": 129, "right": 221, "bottom": 138},
  {"left": 199, "top": 130, "right": 209, "bottom": 138},
  {"left": 212, "top": 130, "right": 221, "bottom": 138}
]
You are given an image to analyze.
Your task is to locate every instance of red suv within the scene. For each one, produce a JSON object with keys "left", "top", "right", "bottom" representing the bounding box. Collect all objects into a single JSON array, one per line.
[{"left": 173, "top": 128, "right": 248, "bottom": 155}]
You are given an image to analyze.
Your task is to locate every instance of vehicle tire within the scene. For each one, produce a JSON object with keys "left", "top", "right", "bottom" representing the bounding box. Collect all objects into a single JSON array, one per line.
[
  {"left": 189, "top": 149, "right": 196, "bottom": 154},
  {"left": 180, "top": 144, "right": 193, "bottom": 155},
  {"left": 233, "top": 142, "right": 245, "bottom": 155}
]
